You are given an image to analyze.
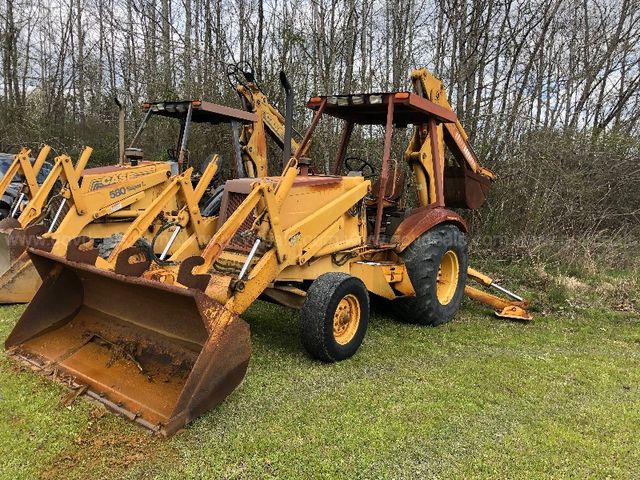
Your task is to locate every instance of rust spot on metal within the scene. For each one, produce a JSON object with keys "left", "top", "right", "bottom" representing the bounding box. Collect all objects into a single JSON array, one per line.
[
  {"left": 66, "top": 236, "right": 99, "bottom": 265},
  {"left": 0, "top": 217, "right": 21, "bottom": 233},
  {"left": 392, "top": 206, "right": 467, "bottom": 252},
  {"left": 32, "top": 237, "right": 55, "bottom": 253},
  {"left": 1, "top": 223, "right": 50, "bottom": 263},
  {"left": 114, "top": 246, "right": 151, "bottom": 277},
  {"left": 23, "top": 224, "right": 47, "bottom": 237},
  {"left": 177, "top": 256, "right": 210, "bottom": 292}
]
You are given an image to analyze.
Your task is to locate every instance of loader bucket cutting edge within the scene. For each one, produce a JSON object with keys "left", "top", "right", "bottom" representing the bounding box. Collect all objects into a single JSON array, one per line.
[{"left": 5, "top": 249, "right": 252, "bottom": 436}]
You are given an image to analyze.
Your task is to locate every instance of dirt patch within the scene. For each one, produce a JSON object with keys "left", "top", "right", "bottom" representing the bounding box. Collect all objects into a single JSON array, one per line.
[{"left": 40, "top": 408, "right": 176, "bottom": 480}]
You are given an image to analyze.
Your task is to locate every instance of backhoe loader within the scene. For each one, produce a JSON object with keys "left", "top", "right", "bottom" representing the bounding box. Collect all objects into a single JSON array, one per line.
[
  {"left": 6, "top": 70, "right": 531, "bottom": 436},
  {"left": 53, "top": 65, "right": 304, "bottom": 279},
  {"left": 81, "top": 66, "right": 305, "bottom": 275},
  {"left": 0, "top": 99, "right": 265, "bottom": 303}
]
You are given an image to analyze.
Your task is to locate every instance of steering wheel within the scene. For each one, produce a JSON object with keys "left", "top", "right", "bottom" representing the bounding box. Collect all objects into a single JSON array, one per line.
[
  {"left": 344, "top": 156, "right": 376, "bottom": 178},
  {"left": 167, "top": 148, "right": 178, "bottom": 162}
]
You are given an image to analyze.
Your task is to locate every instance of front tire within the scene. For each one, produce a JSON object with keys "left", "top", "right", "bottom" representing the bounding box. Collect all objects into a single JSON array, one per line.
[
  {"left": 300, "top": 273, "right": 369, "bottom": 362},
  {"left": 394, "top": 224, "right": 468, "bottom": 326}
]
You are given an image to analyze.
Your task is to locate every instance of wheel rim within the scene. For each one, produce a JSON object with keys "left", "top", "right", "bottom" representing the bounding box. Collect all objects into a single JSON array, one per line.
[
  {"left": 333, "top": 294, "right": 361, "bottom": 345},
  {"left": 436, "top": 250, "right": 460, "bottom": 305}
]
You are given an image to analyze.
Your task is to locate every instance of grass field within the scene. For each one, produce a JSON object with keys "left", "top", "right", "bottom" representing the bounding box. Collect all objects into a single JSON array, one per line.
[{"left": 0, "top": 263, "right": 638, "bottom": 479}]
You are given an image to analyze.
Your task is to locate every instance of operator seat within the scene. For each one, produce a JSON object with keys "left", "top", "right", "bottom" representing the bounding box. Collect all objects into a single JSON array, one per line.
[{"left": 366, "top": 159, "right": 406, "bottom": 208}]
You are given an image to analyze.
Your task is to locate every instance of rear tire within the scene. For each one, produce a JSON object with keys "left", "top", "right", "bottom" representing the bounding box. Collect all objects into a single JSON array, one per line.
[
  {"left": 394, "top": 224, "right": 468, "bottom": 326},
  {"left": 300, "top": 273, "right": 369, "bottom": 362}
]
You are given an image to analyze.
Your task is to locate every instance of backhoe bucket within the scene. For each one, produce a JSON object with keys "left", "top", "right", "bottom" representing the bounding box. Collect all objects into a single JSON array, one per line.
[{"left": 5, "top": 249, "right": 251, "bottom": 436}]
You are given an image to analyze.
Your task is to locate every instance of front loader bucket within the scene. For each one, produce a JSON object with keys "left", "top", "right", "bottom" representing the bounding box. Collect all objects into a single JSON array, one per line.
[
  {"left": 5, "top": 250, "right": 251, "bottom": 436},
  {"left": 0, "top": 222, "right": 48, "bottom": 303},
  {"left": 0, "top": 251, "right": 41, "bottom": 303},
  {"left": 0, "top": 217, "right": 25, "bottom": 277}
]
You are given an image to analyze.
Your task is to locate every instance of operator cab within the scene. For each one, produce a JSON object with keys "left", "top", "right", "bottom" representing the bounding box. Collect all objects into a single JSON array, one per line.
[
  {"left": 128, "top": 100, "right": 259, "bottom": 216},
  {"left": 133, "top": 100, "right": 256, "bottom": 173},
  {"left": 302, "top": 92, "right": 458, "bottom": 245}
]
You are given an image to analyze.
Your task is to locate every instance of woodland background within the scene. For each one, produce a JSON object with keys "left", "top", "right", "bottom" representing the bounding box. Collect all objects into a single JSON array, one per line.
[{"left": 0, "top": 0, "right": 638, "bottom": 268}]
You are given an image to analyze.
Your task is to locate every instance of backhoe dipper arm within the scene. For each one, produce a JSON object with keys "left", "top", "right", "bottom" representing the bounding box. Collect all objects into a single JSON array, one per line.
[
  {"left": 408, "top": 68, "right": 531, "bottom": 319},
  {"left": 235, "top": 82, "right": 308, "bottom": 177},
  {"left": 410, "top": 68, "right": 496, "bottom": 180}
]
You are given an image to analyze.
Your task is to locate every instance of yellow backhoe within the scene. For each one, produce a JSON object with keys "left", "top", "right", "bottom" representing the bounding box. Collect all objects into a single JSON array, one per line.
[
  {"left": 5, "top": 69, "right": 532, "bottom": 436},
  {"left": 87, "top": 67, "right": 305, "bottom": 275},
  {"left": 0, "top": 98, "right": 266, "bottom": 303}
]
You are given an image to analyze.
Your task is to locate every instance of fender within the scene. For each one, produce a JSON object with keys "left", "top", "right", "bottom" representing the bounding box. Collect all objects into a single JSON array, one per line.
[{"left": 391, "top": 206, "right": 467, "bottom": 252}]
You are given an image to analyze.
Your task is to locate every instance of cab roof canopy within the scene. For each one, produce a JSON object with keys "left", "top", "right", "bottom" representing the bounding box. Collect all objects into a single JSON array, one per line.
[
  {"left": 143, "top": 100, "right": 257, "bottom": 124},
  {"left": 306, "top": 92, "right": 457, "bottom": 126}
]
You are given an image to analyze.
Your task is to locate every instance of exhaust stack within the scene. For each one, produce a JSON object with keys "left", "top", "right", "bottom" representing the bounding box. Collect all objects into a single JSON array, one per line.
[
  {"left": 115, "top": 98, "right": 125, "bottom": 166},
  {"left": 280, "top": 71, "right": 293, "bottom": 168}
]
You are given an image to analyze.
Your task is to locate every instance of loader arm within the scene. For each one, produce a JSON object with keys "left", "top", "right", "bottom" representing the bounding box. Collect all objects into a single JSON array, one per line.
[
  {"left": 0, "top": 146, "right": 52, "bottom": 219},
  {"left": 182, "top": 159, "right": 370, "bottom": 314},
  {"left": 18, "top": 147, "right": 92, "bottom": 226},
  {"left": 0, "top": 147, "right": 50, "bottom": 198},
  {"left": 104, "top": 157, "right": 221, "bottom": 265}
]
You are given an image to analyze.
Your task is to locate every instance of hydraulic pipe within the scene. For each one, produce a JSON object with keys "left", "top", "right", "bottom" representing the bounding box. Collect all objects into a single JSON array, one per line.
[{"left": 160, "top": 226, "right": 182, "bottom": 260}]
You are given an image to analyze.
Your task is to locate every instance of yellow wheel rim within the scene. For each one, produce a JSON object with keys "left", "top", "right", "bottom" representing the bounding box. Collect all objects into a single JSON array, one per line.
[
  {"left": 436, "top": 250, "right": 459, "bottom": 305},
  {"left": 333, "top": 294, "right": 361, "bottom": 345}
]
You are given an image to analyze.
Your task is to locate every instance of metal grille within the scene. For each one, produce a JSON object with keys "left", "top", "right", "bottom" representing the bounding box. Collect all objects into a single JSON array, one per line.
[{"left": 222, "top": 192, "right": 257, "bottom": 254}]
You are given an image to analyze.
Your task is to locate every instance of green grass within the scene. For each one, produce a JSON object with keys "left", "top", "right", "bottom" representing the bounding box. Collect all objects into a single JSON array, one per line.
[{"left": 0, "top": 266, "right": 639, "bottom": 479}]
